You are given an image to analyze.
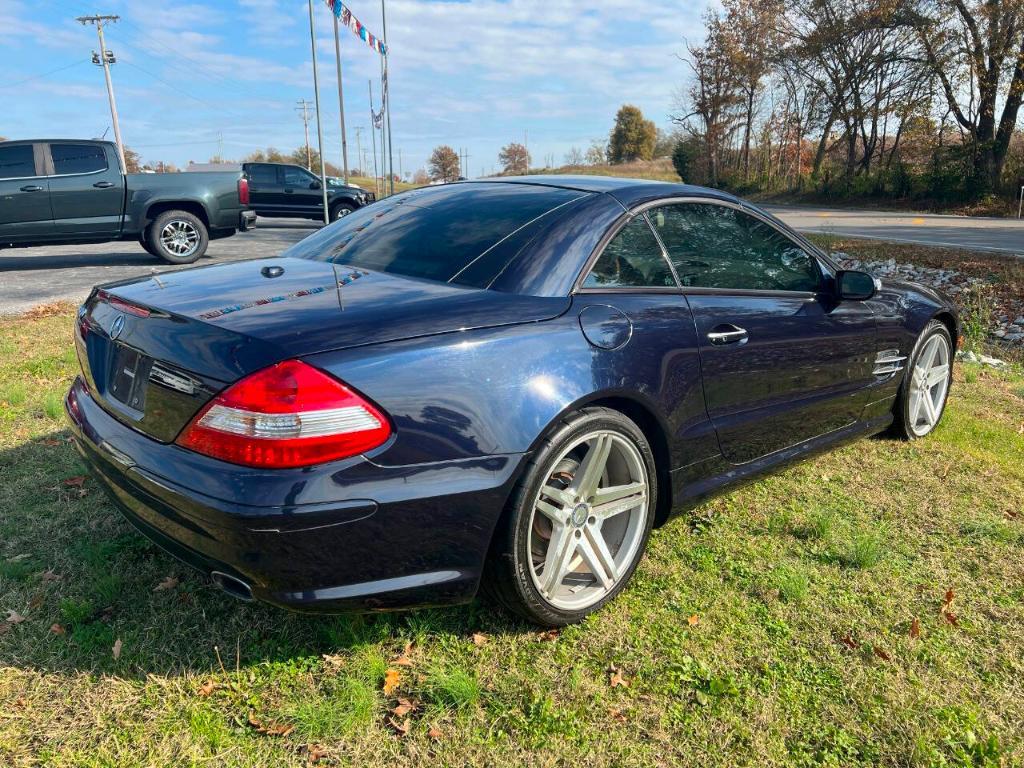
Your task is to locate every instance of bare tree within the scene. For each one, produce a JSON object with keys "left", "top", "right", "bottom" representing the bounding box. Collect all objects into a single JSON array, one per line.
[{"left": 564, "top": 146, "right": 585, "bottom": 166}]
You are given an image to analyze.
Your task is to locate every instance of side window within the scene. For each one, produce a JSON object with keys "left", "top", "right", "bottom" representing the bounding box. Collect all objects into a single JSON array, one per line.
[
  {"left": 0, "top": 145, "right": 37, "bottom": 179},
  {"left": 649, "top": 203, "right": 819, "bottom": 292},
  {"left": 50, "top": 143, "right": 107, "bottom": 175},
  {"left": 248, "top": 164, "right": 278, "bottom": 184},
  {"left": 583, "top": 215, "right": 676, "bottom": 288},
  {"left": 283, "top": 166, "right": 315, "bottom": 187}
]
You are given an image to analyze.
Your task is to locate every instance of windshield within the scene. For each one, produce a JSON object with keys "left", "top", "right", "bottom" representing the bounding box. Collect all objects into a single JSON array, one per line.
[{"left": 280, "top": 182, "right": 584, "bottom": 284}]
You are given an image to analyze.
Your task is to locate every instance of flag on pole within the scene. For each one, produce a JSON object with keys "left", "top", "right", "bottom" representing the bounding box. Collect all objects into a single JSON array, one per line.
[{"left": 323, "top": 0, "right": 388, "bottom": 55}]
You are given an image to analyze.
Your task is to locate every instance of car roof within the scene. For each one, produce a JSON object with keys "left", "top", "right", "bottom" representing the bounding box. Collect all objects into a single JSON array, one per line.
[
  {"left": 0, "top": 139, "right": 111, "bottom": 146},
  {"left": 460, "top": 174, "right": 741, "bottom": 205}
]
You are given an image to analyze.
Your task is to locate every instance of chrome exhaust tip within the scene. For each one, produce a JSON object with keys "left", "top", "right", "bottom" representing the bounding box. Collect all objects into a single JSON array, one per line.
[{"left": 210, "top": 571, "right": 254, "bottom": 602}]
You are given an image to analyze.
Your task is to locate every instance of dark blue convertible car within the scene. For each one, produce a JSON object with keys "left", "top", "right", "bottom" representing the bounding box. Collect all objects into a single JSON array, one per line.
[{"left": 66, "top": 176, "right": 958, "bottom": 626}]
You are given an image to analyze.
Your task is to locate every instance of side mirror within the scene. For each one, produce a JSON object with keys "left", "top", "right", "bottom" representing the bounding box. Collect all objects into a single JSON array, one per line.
[
  {"left": 309, "top": 180, "right": 322, "bottom": 190},
  {"left": 837, "top": 270, "right": 877, "bottom": 301}
]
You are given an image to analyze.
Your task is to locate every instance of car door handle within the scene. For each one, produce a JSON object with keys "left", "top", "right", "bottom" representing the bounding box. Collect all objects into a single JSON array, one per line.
[
  {"left": 707, "top": 324, "right": 748, "bottom": 345},
  {"left": 93, "top": 181, "right": 115, "bottom": 188},
  {"left": 20, "top": 185, "right": 44, "bottom": 192}
]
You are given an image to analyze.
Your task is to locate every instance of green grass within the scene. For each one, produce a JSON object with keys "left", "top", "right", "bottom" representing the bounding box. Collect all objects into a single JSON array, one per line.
[{"left": 2, "top": 309, "right": 1023, "bottom": 766}]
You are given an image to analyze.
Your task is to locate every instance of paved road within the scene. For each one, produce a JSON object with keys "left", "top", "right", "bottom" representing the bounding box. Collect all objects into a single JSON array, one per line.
[
  {"left": 765, "top": 205, "right": 1024, "bottom": 255},
  {"left": 0, "top": 219, "right": 318, "bottom": 316},
  {"left": 3, "top": 207, "right": 1023, "bottom": 315}
]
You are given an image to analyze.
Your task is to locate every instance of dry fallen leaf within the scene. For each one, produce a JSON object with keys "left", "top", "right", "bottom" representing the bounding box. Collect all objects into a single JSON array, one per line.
[
  {"left": 909, "top": 617, "right": 921, "bottom": 639},
  {"left": 393, "top": 639, "right": 415, "bottom": 667},
  {"left": 427, "top": 725, "right": 443, "bottom": 740},
  {"left": 687, "top": 614, "right": 700, "bottom": 626},
  {"left": 942, "top": 589, "right": 955, "bottom": 611},
  {"left": 41, "top": 438, "right": 61, "bottom": 447},
  {"left": 943, "top": 611, "right": 959, "bottom": 626},
  {"left": 5, "top": 610, "right": 27, "bottom": 624},
  {"left": 197, "top": 679, "right": 219, "bottom": 697},
  {"left": 40, "top": 569, "right": 62, "bottom": 583},
  {"left": 153, "top": 576, "right": 179, "bottom": 592},
  {"left": 388, "top": 717, "right": 411, "bottom": 737},
  {"left": 471, "top": 632, "right": 489, "bottom": 646},
  {"left": 537, "top": 629, "right": 560, "bottom": 642},
  {"left": 608, "top": 665, "right": 630, "bottom": 689},
  {"left": 390, "top": 698, "right": 418, "bottom": 717},
  {"left": 838, "top": 634, "right": 858, "bottom": 651},
  {"left": 112, "top": 638, "right": 122, "bottom": 660},
  {"left": 306, "top": 744, "right": 329, "bottom": 763},
  {"left": 609, "top": 707, "right": 628, "bottom": 723},
  {"left": 62, "top": 476, "right": 86, "bottom": 487},
  {"left": 50, "top": 623, "right": 65, "bottom": 635},
  {"left": 247, "top": 712, "right": 294, "bottom": 737},
  {"left": 873, "top": 646, "right": 892, "bottom": 662},
  {"left": 28, "top": 593, "right": 44, "bottom": 611},
  {"left": 383, "top": 668, "right": 402, "bottom": 696}
]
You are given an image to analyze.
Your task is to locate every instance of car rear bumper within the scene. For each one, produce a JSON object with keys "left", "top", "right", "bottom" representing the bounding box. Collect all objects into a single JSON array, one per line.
[
  {"left": 239, "top": 210, "right": 256, "bottom": 231},
  {"left": 65, "top": 377, "right": 521, "bottom": 613}
]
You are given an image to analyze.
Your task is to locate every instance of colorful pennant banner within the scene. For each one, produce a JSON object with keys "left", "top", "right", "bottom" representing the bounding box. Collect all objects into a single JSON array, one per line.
[{"left": 324, "top": 0, "right": 388, "bottom": 56}]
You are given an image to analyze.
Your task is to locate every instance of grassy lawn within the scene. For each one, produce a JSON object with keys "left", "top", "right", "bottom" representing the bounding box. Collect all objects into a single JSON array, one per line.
[{"left": 2, "top": 307, "right": 1023, "bottom": 767}]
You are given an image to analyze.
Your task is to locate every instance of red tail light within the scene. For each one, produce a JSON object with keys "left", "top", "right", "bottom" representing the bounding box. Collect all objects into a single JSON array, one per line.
[
  {"left": 238, "top": 177, "right": 250, "bottom": 206},
  {"left": 96, "top": 289, "right": 151, "bottom": 318},
  {"left": 176, "top": 360, "right": 391, "bottom": 468}
]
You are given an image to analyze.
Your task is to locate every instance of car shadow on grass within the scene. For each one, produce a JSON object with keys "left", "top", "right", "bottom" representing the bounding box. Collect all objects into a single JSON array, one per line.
[{"left": 0, "top": 431, "right": 526, "bottom": 679}]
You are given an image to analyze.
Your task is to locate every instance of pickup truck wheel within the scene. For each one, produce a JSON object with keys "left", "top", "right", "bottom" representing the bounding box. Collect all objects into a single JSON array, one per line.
[
  {"left": 147, "top": 210, "right": 208, "bottom": 264},
  {"left": 139, "top": 234, "right": 159, "bottom": 257},
  {"left": 329, "top": 202, "right": 355, "bottom": 222}
]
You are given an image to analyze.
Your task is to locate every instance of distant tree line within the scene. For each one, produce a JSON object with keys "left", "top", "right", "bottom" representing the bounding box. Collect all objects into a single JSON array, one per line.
[{"left": 674, "top": 0, "right": 1024, "bottom": 204}]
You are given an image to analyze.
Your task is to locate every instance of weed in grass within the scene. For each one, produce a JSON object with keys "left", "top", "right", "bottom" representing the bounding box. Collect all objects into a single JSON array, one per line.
[
  {"left": 766, "top": 508, "right": 794, "bottom": 535},
  {"left": 0, "top": 558, "right": 38, "bottom": 582},
  {"left": 288, "top": 677, "right": 376, "bottom": 739},
  {"left": 92, "top": 573, "right": 123, "bottom": 605},
  {"left": 837, "top": 531, "right": 885, "bottom": 569},
  {"left": 960, "top": 285, "right": 996, "bottom": 354},
  {"left": 795, "top": 509, "right": 836, "bottom": 541},
  {"left": 960, "top": 517, "right": 1021, "bottom": 545},
  {"left": 965, "top": 366, "right": 980, "bottom": 384},
  {"left": 59, "top": 597, "right": 94, "bottom": 625},
  {"left": 41, "top": 391, "right": 64, "bottom": 420},
  {"left": 420, "top": 666, "right": 482, "bottom": 712},
  {"left": 772, "top": 565, "right": 810, "bottom": 604},
  {"left": 2, "top": 382, "right": 27, "bottom": 406},
  {"left": 186, "top": 703, "right": 234, "bottom": 752}
]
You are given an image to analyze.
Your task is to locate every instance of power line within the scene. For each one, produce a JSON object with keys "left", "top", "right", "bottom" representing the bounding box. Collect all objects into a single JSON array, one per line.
[{"left": 0, "top": 59, "right": 89, "bottom": 91}]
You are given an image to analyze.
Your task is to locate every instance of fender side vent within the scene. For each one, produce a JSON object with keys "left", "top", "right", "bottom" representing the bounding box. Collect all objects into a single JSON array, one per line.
[{"left": 873, "top": 349, "right": 907, "bottom": 377}]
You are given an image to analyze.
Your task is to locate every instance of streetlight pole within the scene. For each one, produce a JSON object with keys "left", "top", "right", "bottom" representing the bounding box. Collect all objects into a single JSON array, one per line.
[
  {"left": 381, "top": 0, "right": 394, "bottom": 196},
  {"left": 308, "top": 0, "right": 330, "bottom": 224}
]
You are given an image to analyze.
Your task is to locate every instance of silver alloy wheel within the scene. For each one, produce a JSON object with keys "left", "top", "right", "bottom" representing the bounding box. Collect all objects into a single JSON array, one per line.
[
  {"left": 333, "top": 206, "right": 352, "bottom": 221},
  {"left": 908, "top": 333, "right": 951, "bottom": 436},
  {"left": 527, "top": 430, "right": 650, "bottom": 611},
  {"left": 159, "top": 219, "right": 200, "bottom": 257}
]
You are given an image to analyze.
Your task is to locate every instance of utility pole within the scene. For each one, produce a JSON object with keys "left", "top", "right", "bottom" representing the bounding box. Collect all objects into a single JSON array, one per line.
[
  {"left": 332, "top": 14, "right": 349, "bottom": 184},
  {"left": 296, "top": 99, "right": 314, "bottom": 170},
  {"left": 77, "top": 15, "right": 126, "bottom": 172},
  {"left": 369, "top": 80, "right": 380, "bottom": 198},
  {"left": 398, "top": 147, "right": 403, "bottom": 181},
  {"left": 354, "top": 127, "right": 364, "bottom": 177}
]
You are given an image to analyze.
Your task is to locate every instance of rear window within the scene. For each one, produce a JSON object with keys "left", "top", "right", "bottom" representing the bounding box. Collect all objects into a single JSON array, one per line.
[
  {"left": 247, "top": 164, "right": 278, "bottom": 184},
  {"left": 51, "top": 143, "right": 108, "bottom": 175},
  {"left": 281, "top": 183, "right": 583, "bottom": 284},
  {"left": 0, "top": 144, "right": 35, "bottom": 178}
]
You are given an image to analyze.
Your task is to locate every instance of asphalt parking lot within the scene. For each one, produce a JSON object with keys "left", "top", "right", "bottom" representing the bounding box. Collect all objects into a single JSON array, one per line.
[{"left": 0, "top": 218, "right": 319, "bottom": 315}]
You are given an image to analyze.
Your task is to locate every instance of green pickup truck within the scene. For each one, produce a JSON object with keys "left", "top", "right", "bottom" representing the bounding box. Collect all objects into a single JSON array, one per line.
[{"left": 0, "top": 139, "right": 255, "bottom": 264}]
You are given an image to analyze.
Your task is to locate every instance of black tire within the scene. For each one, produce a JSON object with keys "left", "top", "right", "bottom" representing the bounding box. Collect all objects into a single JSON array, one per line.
[
  {"left": 139, "top": 233, "right": 158, "bottom": 257},
  {"left": 145, "top": 210, "right": 209, "bottom": 264},
  {"left": 483, "top": 407, "right": 658, "bottom": 626},
  {"left": 329, "top": 202, "right": 356, "bottom": 222},
  {"left": 890, "top": 319, "right": 953, "bottom": 440}
]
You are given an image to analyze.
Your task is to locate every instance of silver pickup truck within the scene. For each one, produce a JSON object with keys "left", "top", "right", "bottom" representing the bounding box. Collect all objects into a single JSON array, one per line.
[{"left": 0, "top": 139, "right": 255, "bottom": 264}]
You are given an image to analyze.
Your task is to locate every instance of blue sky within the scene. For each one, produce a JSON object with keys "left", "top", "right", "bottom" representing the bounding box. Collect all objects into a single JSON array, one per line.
[{"left": 1, "top": 0, "right": 711, "bottom": 177}]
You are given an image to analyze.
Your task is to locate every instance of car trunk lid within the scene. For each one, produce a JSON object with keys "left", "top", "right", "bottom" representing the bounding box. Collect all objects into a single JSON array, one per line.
[{"left": 76, "top": 257, "right": 569, "bottom": 442}]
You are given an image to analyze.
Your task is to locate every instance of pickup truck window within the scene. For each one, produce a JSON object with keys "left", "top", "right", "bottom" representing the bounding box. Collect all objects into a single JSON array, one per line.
[
  {"left": 248, "top": 164, "right": 278, "bottom": 184},
  {"left": 283, "top": 166, "right": 316, "bottom": 187},
  {"left": 50, "top": 143, "right": 108, "bottom": 175},
  {"left": 0, "top": 145, "right": 36, "bottom": 179}
]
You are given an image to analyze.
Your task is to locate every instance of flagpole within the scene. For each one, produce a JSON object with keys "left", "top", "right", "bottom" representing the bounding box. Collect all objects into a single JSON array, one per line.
[
  {"left": 308, "top": 0, "right": 329, "bottom": 224},
  {"left": 333, "top": 14, "right": 349, "bottom": 185},
  {"left": 381, "top": 0, "right": 393, "bottom": 196}
]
